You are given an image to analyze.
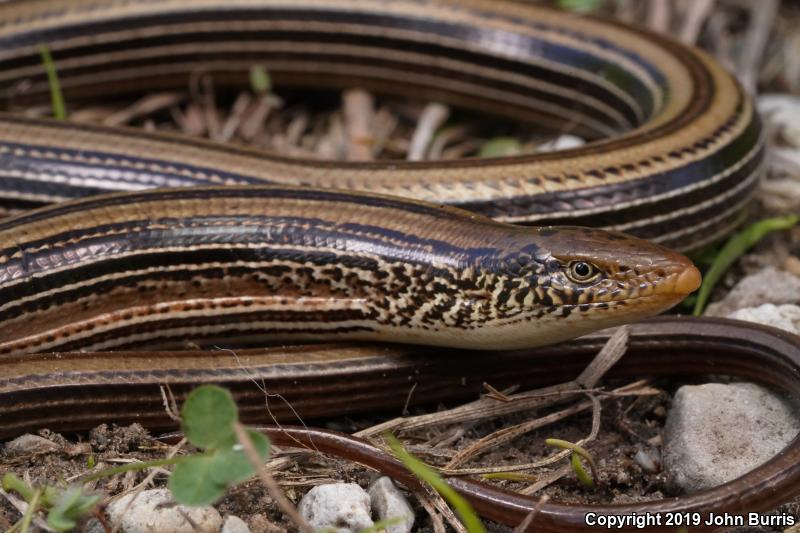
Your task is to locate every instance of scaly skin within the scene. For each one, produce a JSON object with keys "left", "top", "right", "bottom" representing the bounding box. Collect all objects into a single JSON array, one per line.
[{"left": 0, "top": 186, "right": 699, "bottom": 354}]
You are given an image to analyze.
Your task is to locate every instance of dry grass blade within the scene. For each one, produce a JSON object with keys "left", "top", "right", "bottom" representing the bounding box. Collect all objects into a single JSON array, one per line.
[
  {"left": 517, "top": 396, "right": 603, "bottom": 495},
  {"left": 513, "top": 495, "right": 549, "bottom": 533},
  {"left": 732, "top": 0, "right": 778, "bottom": 91},
  {"left": 102, "top": 92, "right": 184, "bottom": 127},
  {"left": 343, "top": 89, "right": 375, "bottom": 161},
  {"left": 646, "top": 0, "right": 671, "bottom": 33},
  {"left": 431, "top": 327, "right": 627, "bottom": 468},
  {"left": 678, "top": 0, "right": 715, "bottom": 44},
  {"left": 442, "top": 382, "right": 646, "bottom": 476},
  {"left": 355, "top": 382, "right": 582, "bottom": 439},
  {"left": 784, "top": 33, "right": 800, "bottom": 93},
  {"left": 219, "top": 93, "right": 252, "bottom": 142},
  {"left": 575, "top": 325, "right": 629, "bottom": 389},
  {"left": 422, "top": 487, "right": 469, "bottom": 533},
  {"left": 178, "top": 104, "right": 206, "bottom": 137},
  {"left": 483, "top": 383, "right": 517, "bottom": 402},
  {"left": 232, "top": 422, "right": 314, "bottom": 533},
  {"left": 417, "top": 492, "right": 448, "bottom": 533},
  {"left": 408, "top": 102, "right": 449, "bottom": 160},
  {"left": 519, "top": 464, "right": 574, "bottom": 496},
  {"left": 199, "top": 74, "right": 222, "bottom": 141},
  {"left": 406, "top": 474, "right": 468, "bottom": 533},
  {"left": 369, "top": 106, "right": 399, "bottom": 156},
  {"left": 239, "top": 94, "right": 281, "bottom": 141},
  {"left": 444, "top": 400, "right": 595, "bottom": 470},
  {"left": 428, "top": 125, "right": 471, "bottom": 159}
]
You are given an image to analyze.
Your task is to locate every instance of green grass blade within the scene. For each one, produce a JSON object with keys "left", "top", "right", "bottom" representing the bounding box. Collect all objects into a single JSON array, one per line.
[
  {"left": 557, "top": 0, "right": 603, "bottom": 13},
  {"left": 249, "top": 65, "right": 272, "bottom": 94},
  {"left": 2, "top": 473, "right": 35, "bottom": 501},
  {"left": 80, "top": 457, "right": 182, "bottom": 483},
  {"left": 546, "top": 438, "right": 597, "bottom": 488},
  {"left": 693, "top": 215, "right": 799, "bottom": 315},
  {"left": 478, "top": 137, "right": 522, "bottom": 158},
  {"left": 569, "top": 453, "right": 594, "bottom": 488},
  {"left": 385, "top": 434, "right": 486, "bottom": 533},
  {"left": 19, "top": 488, "right": 41, "bottom": 533},
  {"left": 39, "top": 45, "right": 66, "bottom": 120}
]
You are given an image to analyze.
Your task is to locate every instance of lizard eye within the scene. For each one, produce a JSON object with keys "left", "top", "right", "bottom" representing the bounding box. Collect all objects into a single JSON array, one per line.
[{"left": 565, "top": 261, "right": 601, "bottom": 283}]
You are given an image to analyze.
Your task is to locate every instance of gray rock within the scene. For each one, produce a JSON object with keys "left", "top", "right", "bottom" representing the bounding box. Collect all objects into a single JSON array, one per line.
[
  {"left": 368, "top": 477, "right": 415, "bottom": 533},
  {"left": 3, "top": 434, "right": 59, "bottom": 457},
  {"left": 728, "top": 303, "right": 800, "bottom": 334},
  {"left": 705, "top": 268, "right": 800, "bottom": 316},
  {"left": 664, "top": 383, "right": 800, "bottom": 493},
  {"left": 298, "top": 483, "right": 373, "bottom": 533},
  {"left": 221, "top": 515, "right": 251, "bottom": 533},
  {"left": 107, "top": 489, "right": 222, "bottom": 533}
]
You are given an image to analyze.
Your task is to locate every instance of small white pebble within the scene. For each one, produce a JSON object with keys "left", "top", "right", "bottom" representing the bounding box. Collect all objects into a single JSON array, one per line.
[
  {"left": 705, "top": 268, "right": 800, "bottom": 316},
  {"left": 107, "top": 489, "right": 222, "bottom": 533},
  {"left": 728, "top": 303, "right": 800, "bottom": 334},
  {"left": 221, "top": 515, "right": 251, "bottom": 533},
  {"left": 634, "top": 447, "right": 661, "bottom": 474},
  {"left": 614, "top": 470, "right": 631, "bottom": 486},
  {"left": 298, "top": 483, "right": 373, "bottom": 533},
  {"left": 368, "top": 477, "right": 415, "bottom": 533}
]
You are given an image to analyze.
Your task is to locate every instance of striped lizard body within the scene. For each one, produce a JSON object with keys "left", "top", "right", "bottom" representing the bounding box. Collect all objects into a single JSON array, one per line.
[
  {"left": 0, "top": 186, "right": 699, "bottom": 356},
  {"left": 0, "top": 0, "right": 763, "bottom": 251}
]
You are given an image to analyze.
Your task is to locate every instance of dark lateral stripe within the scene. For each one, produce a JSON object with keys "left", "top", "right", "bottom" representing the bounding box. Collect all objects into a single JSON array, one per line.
[
  {"left": 657, "top": 203, "right": 749, "bottom": 250},
  {"left": 623, "top": 173, "right": 759, "bottom": 241},
  {"left": 0, "top": 186, "right": 486, "bottom": 234},
  {"left": 0, "top": 213, "right": 489, "bottom": 273},
  {"left": 0, "top": 248, "right": 388, "bottom": 323},
  {"left": 0, "top": 175, "right": 124, "bottom": 202},
  {"left": 25, "top": 321, "right": 377, "bottom": 354},
  {"left": 0, "top": 243, "right": 463, "bottom": 321},
  {"left": 0, "top": 246, "right": 379, "bottom": 307},
  {"left": 519, "top": 137, "right": 762, "bottom": 229},
  {"left": 459, "top": 107, "right": 760, "bottom": 221},
  {"left": 0, "top": 140, "right": 268, "bottom": 194}
]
